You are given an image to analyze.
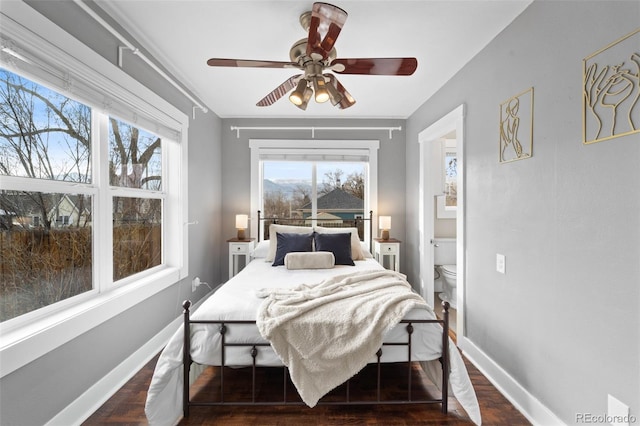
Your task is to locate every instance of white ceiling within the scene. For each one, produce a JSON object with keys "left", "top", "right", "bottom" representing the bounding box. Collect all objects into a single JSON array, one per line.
[{"left": 95, "top": 1, "right": 533, "bottom": 119}]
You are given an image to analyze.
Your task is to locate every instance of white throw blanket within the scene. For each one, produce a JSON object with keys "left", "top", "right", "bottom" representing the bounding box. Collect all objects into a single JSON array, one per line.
[{"left": 256, "top": 269, "right": 430, "bottom": 407}]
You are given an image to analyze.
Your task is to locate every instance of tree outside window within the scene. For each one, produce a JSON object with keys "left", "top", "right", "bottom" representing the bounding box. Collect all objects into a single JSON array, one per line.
[{"left": 0, "top": 69, "right": 164, "bottom": 321}]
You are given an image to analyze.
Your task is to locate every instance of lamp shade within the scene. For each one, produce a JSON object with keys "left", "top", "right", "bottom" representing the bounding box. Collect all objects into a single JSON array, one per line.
[
  {"left": 313, "top": 76, "right": 330, "bottom": 103},
  {"left": 289, "top": 78, "right": 308, "bottom": 106},
  {"left": 379, "top": 216, "right": 391, "bottom": 230},
  {"left": 235, "top": 214, "right": 248, "bottom": 240},
  {"left": 379, "top": 216, "right": 391, "bottom": 240},
  {"left": 235, "top": 214, "right": 248, "bottom": 229}
]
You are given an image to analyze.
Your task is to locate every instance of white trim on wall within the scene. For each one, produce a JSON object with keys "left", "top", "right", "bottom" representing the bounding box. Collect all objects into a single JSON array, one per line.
[
  {"left": 45, "top": 315, "right": 179, "bottom": 426},
  {"left": 418, "top": 104, "right": 465, "bottom": 338},
  {"left": 44, "top": 292, "right": 212, "bottom": 425},
  {"left": 461, "top": 339, "right": 566, "bottom": 426}
]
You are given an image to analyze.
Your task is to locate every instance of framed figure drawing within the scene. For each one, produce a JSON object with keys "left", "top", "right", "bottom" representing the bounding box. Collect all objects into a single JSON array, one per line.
[
  {"left": 583, "top": 28, "right": 639, "bottom": 144},
  {"left": 499, "top": 87, "right": 534, "bottom": 163}
]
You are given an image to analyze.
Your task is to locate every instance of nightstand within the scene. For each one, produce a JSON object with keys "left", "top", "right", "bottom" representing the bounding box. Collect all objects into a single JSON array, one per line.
[
  {"left": 373, "top": 238, "right": 401, "bottom": 272},
  {"left": 227, "top": 238, "right": 255, "bottom": 279}
]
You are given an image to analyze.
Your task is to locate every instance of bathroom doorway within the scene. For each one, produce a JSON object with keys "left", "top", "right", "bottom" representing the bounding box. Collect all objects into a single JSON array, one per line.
[{"left": 418, "top": 105, "right": 465, "bottom": 339}]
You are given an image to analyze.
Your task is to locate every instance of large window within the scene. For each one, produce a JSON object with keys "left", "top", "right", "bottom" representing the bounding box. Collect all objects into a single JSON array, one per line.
[
  {"left": 0, "top": 70, "right": 95, "bottom": 321},
  {"left": 0, "top": 1, "right": 188, "bottom": 378},
  {"left": 263, "top": 160, "right": 366, "bottom": 219},
  {"left": 0, "top": 69, "right": 173, "bottom": 322},
  {"left": 251, "top": 139, "right": 378, "bottom": 243},
  {"left": 0, "top": 0, "right": 188, "bottom": 336}
]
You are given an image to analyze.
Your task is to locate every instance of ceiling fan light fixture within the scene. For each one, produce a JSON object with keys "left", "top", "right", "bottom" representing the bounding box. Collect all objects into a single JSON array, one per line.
[
  {"left": 335, "top": 81, "right": 356, "bottom": 110},
  {"left": 313, "top": 76, "right": 330, "bottom": 103},
  {"left": 289, "top": 78, "right": 309, "bottom": 106},
  {"left": 325, "top": 75, "right": 343, "bottom": 106},
  {"left": 295, "top": 86, "right": 314, "bottom": 110}
]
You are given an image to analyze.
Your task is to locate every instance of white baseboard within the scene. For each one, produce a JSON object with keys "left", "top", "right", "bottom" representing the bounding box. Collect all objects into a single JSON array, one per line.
[
  {"left": 46, "top": 293, "right": 214, "bottom": 426},
  {"left": 457, "top": 336, "right": 565, "bottom": 426}
]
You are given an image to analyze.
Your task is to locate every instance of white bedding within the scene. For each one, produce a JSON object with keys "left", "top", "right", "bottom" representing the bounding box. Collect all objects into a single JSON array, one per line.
[
  {"left": 257, "top": 268, "right": 436, "bottom": 408},
  {"left": 145, "top": 257, "right": 481, "bottom": 425}
]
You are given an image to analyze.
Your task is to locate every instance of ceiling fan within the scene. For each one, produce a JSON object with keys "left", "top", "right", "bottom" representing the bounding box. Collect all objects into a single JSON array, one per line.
[{"left": 206, "top": 2, "right": 418, "bottom": 110}]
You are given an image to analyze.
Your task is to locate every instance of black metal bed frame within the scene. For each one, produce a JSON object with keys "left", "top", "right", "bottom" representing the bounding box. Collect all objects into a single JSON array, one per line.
[
  {"left": 180, "top": 209, "right": 451, "bottom": 417},
  {"left": 181, "top": 300, "right": 451, "bottom": 417}
]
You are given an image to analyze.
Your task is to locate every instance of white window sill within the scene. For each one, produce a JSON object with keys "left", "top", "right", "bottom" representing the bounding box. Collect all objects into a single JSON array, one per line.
[{"left": 0, "top": 267, "right": 181, "bottom": 378}]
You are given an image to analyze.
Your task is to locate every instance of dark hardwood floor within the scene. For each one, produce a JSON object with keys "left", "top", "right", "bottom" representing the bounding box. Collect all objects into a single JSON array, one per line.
[{"left": 83, "top": 346, "right": 530, "bottom": 426}]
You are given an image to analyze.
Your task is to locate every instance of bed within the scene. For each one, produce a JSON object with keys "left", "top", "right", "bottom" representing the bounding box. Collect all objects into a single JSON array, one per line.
[{"left": 144, "top": 213, "right": 481, "bottom": 425}]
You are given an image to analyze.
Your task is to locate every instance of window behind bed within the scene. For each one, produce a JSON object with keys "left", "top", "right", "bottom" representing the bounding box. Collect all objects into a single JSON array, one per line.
[
  {"left": 262, "top": 160, "right": 366, "bottom": 239},
  {"left": 250, "top": 139, "right": 379, "bottom": 246}
]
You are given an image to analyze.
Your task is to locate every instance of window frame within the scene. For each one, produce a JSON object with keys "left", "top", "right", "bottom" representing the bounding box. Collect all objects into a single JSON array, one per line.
[
  {"left": 0, "top": 2, "right": 189, "bottom": 378},
  {"left": 250, "top": 139, "right": 379, "bottom": 244}
]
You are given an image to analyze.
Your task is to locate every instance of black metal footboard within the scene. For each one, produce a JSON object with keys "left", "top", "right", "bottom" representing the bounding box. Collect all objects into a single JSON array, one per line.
[{"left": 182, "top": 300, "right": 450, "bottom": 417}]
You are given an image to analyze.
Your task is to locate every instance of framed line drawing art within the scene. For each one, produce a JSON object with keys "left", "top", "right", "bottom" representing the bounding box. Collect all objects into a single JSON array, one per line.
[
  {"left": 499, "top": 87, "right": 534, "bottom": 163},
  {"left": 583, "top": 28, "right": 639, "bottom": 144}
]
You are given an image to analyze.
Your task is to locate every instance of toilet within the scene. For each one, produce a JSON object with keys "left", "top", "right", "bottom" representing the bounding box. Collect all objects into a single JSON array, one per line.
[{"left": 433, "top": 238, "right": 457, "bottom": 309}]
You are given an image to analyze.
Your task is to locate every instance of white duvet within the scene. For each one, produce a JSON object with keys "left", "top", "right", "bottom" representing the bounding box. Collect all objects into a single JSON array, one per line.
[{"left": 144, "top": 258, "right": 481, "bottom": 425}]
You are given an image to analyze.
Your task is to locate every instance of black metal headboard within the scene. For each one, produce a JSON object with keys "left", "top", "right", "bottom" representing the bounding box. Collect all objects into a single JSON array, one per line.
[{"left": 257, "top": 210, "right": 373, "bottom": 254}]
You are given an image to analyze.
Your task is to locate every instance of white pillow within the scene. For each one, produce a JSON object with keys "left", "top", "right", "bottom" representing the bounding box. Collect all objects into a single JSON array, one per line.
[
  {"left": 266, "top": 224, "right": 313, "bottom": 262},
  {"left": 313, "top": 226, "right": 365, "bottom": 260},
  {"left": 360, "top": 241, "right": 373, "bottom": 258},
  {"left": 251, "top": 241, "right": 270, "bottom": 258}
]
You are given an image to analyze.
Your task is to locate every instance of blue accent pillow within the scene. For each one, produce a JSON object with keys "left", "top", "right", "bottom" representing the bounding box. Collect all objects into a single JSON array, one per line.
[
  {"left": 272, "top": 232, "right": 314, "bottom": 266},
  {"left": 313, "top": 232, "right": 355, "bottom": 266}
]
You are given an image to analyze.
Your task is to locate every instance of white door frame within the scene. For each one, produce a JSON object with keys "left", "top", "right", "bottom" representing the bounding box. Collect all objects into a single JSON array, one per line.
[{"left": 418, "top": 104, "right": 465, "bottom": 338}]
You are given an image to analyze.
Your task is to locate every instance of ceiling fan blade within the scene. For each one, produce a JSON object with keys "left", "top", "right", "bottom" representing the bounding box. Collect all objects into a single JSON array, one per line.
[
  {"left": 326, "top": 74, "right": 356, "bottom": 109},
  {"left": 256, "top": 74, "right": 303, "bottom": 107},
  {"left": 207, "top": 58, "right": 298, "bottom": 69},
  {"left": 332, "top": 57, "right": 418, "bottom": 75},
  {"left": 306, "top": 2, "right": 348, "bottom": 60}
]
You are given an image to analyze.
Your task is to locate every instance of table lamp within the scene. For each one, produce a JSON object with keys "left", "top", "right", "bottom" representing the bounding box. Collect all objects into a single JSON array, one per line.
[
  {"left": 235, "top": 214, "right": 248, "bottom": 240},
  {"left": 379, "top": 216, "right": 391, "bottom": 240}
]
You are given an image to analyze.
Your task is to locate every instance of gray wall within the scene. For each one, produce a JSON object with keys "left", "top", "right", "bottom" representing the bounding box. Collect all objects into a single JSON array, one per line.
[
  {"left": 5, "top": 1, "right": 638, "bottom": 424},
  {"left": 0, "top": 2, "right": 223, "bottom": 425},
  {"left": 406, "top": 1, "right": 639, "bottom": 423},
  {"left": 220, "top": 117, "right": 407, "bottom": 279}
]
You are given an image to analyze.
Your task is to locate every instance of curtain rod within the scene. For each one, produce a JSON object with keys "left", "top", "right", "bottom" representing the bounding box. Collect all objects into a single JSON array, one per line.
[
  {"left": 72, "top": 0, "right": 208, "bottom": 119},
  {"left": 230, "top": 126, "right": 402, "bottom": 139}
]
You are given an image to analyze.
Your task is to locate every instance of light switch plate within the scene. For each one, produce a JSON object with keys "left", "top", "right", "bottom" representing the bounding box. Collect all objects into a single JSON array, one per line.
[{"left": 496, "top": 254, "right": 506, "bottom": 274}]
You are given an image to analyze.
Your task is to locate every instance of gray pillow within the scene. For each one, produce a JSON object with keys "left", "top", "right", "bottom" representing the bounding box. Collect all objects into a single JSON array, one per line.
[
  {"left": 313, "top": 232, "right": 355, "bottom": 266},
  {"left": 272, "top": 232, "right": 314, "bottom": 266}
]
